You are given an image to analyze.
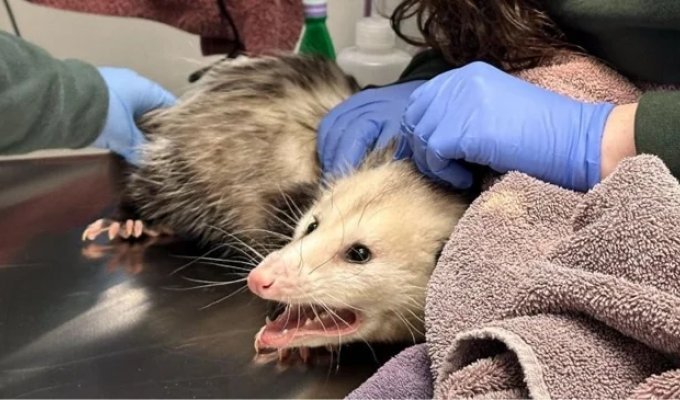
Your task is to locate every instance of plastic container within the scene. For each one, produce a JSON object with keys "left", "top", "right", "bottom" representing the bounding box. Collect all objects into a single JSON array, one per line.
[
  {"left": 337, "top": 16, "right": 411, "bottom": 87},
  {"left": 298, "top": 0, "right": 336, "bottom": 60}
]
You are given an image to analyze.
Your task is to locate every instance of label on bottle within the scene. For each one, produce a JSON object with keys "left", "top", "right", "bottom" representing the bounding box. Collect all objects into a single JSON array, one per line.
[{"left": 304, "top": 3, "right": 327, "bottom": 18}]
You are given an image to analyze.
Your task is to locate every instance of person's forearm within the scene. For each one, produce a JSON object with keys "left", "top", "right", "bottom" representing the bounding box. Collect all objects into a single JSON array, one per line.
[
  {"left": 600, "top": 103, "right": 638, "bottom": 180},
  {"left": 0, "top": 32, "right": 108, "bottom": 155}
]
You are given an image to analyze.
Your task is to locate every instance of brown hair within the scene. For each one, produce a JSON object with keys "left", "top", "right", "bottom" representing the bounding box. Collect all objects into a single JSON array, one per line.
[{"left": 390, "top": 0, "right": 574, "bottom": 71}]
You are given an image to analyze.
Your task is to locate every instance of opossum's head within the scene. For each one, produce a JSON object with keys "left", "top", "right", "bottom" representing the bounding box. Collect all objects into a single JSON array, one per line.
[{"left": 248, "top": 153, "right": 467, "bottom": 351}]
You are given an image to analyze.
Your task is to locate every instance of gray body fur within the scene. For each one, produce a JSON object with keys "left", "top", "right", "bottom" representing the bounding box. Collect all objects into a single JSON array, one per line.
[{"left": 125, "top": 55, "right": 359, "bottom": 251}]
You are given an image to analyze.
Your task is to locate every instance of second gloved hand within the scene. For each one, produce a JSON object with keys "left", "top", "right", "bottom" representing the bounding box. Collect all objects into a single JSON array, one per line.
[
  {"left": 317, "top": 80, "right": 425, "bottom": 177},
  {"left": 397, "top": 62, "right": 615, "bottom": 192},
  {"left": 93, "top": 67, "right": 176, "bottom": 166}
]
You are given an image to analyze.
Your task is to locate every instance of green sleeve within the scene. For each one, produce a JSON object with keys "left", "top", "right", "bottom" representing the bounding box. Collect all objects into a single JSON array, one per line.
[
  {"left": 0, "top": 31, "right": 108, "bottom": 155},
  {"left": 635, "top": 91, "right": 680, "bottom": 178}
]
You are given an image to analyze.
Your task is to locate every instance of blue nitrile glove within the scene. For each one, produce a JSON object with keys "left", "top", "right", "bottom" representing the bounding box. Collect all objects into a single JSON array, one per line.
[
  {"left": 318, "top": 80, "right": 425, "bottom": 177},
  {"left": 93, "top": 67, "right": 176, "bottom": 166},
  {"left": 396, "top": 62, "right": 615, "bottom": 192}
]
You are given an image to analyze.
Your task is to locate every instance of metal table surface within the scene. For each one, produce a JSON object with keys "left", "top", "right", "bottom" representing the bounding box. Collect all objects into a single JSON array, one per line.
[{"left": 0, "top": 155, "right": 400, "bottom": 398}]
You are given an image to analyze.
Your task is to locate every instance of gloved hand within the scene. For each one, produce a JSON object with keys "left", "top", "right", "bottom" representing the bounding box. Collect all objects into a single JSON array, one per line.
[
  {"left": 396, "top": 62, "right": 615, "bottom": 192},
  {"left": 93, "top": 67, "right": 176, "bottom": 166},
  {"left": 318, "top": 80, "right": 425, "bottom": 176}
]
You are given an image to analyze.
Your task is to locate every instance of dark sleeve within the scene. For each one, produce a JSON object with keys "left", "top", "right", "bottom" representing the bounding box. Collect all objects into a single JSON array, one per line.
[
  {"left": 635, "top": 91, "right": 680, "bottom": 178},
  {"left": 0, "top": 31, "right": 108, "bottom": 155},
  {"left": 397, "top": 49, "right": 456, "bottom": 83}
]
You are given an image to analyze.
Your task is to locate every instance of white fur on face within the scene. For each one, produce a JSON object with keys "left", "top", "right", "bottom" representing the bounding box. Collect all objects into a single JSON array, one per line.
[{"left": 259, "top": 161, "right": 467, "bottom": 347}]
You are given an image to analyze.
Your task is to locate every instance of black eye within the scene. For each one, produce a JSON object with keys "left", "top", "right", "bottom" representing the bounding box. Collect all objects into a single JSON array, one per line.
[
  {"left": 345, "top": 244, "right": 372, "bottom": 264},
  {"left": 304, "top": 219, "right": 318, "bottom": 236}
]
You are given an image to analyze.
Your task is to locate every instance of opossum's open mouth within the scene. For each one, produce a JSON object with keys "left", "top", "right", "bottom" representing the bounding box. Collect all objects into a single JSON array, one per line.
[{"left": 254, "top": 305, "right": 361, "bottom": 350}]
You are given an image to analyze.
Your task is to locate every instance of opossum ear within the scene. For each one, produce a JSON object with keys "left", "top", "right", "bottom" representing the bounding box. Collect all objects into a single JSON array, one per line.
[{"left": 359, "top": 138, "right": 400, "bottom": 171}]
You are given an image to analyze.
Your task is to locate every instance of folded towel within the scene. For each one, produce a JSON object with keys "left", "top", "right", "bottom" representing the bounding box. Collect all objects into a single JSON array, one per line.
[
  {"left": 430, "top": 154, "right": 680, "bottom": 398},
  {"left": 631, "top": 369, "right": 680, "bottom": 399},
  {"left": 513, "top": 54, "right": 641, "bottom": 104},
  {"left": 346, "top": 344, "right": 433, "bottom": 399},
  {"left": 27, "top": 0, "right": 303, "bottom": 56}
]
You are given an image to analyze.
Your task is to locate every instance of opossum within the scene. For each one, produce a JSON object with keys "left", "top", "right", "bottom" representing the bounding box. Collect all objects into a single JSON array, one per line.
[
  {"left": 82, "top": 54, "right": 471, "bottom": 353},
  {"left": 248, "top": 148, "right": 468, "bottom": 355}
]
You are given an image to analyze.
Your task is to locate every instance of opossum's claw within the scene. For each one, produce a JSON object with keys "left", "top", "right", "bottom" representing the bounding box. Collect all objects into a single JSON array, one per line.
[
  {"left": 108, "top": 222, "right": 121, "bottom": 240},
  {"left": 81, "top": 218, "right": 166, "bottom": 242},
  {"left": 82, "top": 218, "right": 122, "bottom": 242},
  {"left": 119, "top": 220, "right": 132, "bottom": 239},
  {"left": 133, "top": 220, "right": 144, "bottom": 238},
  {"left": 81, "top": 218, "right": 104, "bottom": 241}
]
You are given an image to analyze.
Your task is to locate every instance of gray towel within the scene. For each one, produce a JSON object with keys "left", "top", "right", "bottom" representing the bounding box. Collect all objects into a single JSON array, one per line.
[
  {"left": 348, "top": 155, "right": 680, "bottom": 399},
  {"left": 346, "top": 344, "right": 433, "bottom": 399},
  {"left": 432, "top": 154, "right": 680, "bottom": 398}
]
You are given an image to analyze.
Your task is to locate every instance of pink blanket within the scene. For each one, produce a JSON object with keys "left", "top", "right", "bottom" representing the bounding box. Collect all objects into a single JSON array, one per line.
[{"left": 27, "top": 0, "right": 303, "bottom": 56}]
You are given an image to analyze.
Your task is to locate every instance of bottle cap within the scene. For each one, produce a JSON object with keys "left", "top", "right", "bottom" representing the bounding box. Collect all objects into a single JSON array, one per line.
[
  {"left": 355, "top": 17, "right": 396, "bottom": 51},
  {"left": 303, "top": 0, "right": 327, "bottom": 18}
]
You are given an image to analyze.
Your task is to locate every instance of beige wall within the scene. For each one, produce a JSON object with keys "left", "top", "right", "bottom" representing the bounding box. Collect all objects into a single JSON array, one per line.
[{"left": 0, "top": 3, "right": 11, "bottom": 31}]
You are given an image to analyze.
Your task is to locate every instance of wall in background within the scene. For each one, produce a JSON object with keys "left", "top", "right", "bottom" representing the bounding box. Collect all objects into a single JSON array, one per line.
[
  {"left": 328, "top": 0, "right": 365, "bottom": 54},
  {"left": 3, "top": 0, "right": 421, "bottom": 96},
  {"left": 0, "top": 2, "right": 12, "bottom": 31},
  {"left": 5, "top": 0, "right": 222, "bottom": 95}
]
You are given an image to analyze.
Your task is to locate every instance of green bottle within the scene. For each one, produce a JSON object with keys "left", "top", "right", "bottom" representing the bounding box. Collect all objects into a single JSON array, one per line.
[{"left": 298, "top": 0, "right": 336, "bottom": 60}]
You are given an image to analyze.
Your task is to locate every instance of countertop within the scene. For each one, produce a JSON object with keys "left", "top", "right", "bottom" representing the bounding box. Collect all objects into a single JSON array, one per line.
[{"left": 0, "top": 154, "right": 400, "bottom": 398}]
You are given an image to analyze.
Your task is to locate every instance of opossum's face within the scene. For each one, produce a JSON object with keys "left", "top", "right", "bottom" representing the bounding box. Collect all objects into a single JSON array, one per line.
[{"left": 247, "top": 161, "right": 466, "bottom": 351}]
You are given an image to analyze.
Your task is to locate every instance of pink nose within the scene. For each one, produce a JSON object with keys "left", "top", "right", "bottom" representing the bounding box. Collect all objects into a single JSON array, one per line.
[{"left": 247, "top": 269, "right": 277, "bottom": 297}]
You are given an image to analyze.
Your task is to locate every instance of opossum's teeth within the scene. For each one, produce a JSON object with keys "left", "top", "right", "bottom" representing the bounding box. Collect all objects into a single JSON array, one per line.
[
  {"left": 265, "top": 316, "right": 272, "bottom": 326},
  {"left": 254, "top": 325, "right": 266, "bottom": 353},
  {"left": 299, "top": 347, "right": 310, "bottom": 363},
  {"left": 278, "top": 348, "right": 291, "bottom": 362},
  {"left": 254, "top": 306, "right": 360, "bottom": 350}
]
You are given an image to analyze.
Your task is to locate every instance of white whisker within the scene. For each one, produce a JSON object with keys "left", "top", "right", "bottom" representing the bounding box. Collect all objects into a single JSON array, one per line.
[{"left": 199, "top": 286, "right": 249, "bottom": 310}]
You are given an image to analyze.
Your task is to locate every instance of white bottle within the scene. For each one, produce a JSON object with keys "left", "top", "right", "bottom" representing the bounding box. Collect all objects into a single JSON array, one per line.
[{"left": 337, "top": 16, "right": 412, "bottom": 87}]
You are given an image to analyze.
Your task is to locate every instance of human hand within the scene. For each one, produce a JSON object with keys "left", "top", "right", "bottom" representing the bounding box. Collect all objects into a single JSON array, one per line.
[
  {"left": 93, "top": 67, "right": 176, "bottom": 166},
  {"left": 396, "top": 62, "right": 615, "bottom": 191},
  {"left": 317, "top": 80, "right": 425, "bottom": 177}
]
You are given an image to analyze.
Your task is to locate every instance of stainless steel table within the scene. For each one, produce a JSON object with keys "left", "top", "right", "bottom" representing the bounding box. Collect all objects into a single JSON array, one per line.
[{"left": 0, "top": 155, "right": 400, "bottom": 398}]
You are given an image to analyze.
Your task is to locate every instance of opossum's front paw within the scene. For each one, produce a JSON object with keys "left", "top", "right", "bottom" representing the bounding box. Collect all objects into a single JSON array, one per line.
[{"left": 81, "top": 218, "right": 171, "bottom": 241}]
